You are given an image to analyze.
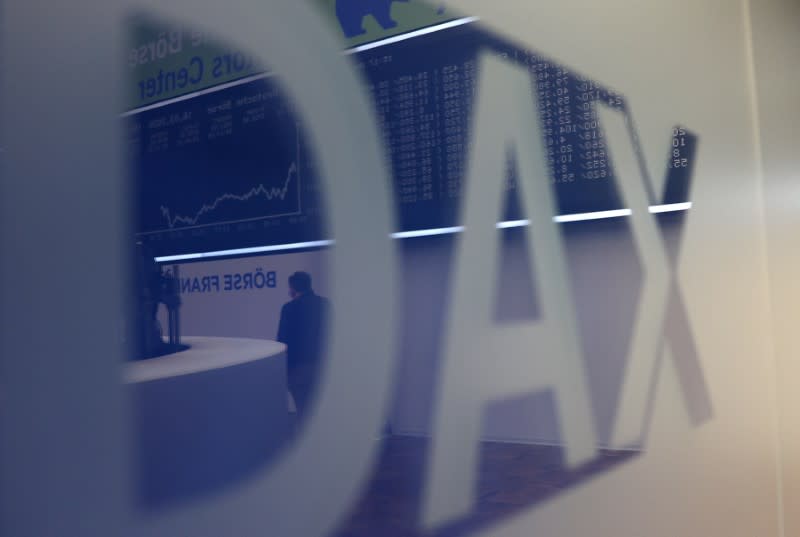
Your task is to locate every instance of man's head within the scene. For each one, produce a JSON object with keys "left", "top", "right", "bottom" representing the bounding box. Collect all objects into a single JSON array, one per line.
[{"left": 288, "top": 271, "right": 313, "bottom": 298}]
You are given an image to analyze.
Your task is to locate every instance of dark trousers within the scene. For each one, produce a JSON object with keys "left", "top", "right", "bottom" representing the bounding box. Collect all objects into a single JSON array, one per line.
[{"left": 288, "top": 363, "right": 318, "bottom": 417}]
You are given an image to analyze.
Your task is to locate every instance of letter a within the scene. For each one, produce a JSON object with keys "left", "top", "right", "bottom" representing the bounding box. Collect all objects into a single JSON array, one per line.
[{"left": 422, "top": 54, "right": 597, "bottom": 529}]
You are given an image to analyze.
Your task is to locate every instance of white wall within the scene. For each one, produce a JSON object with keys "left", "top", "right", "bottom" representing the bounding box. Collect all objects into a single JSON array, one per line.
[
  {"left": 158, "top": 249, "right": 329, "bottom": 340},
  {"left": 749, "top": 0, "right": 800, "bottom": 535}
]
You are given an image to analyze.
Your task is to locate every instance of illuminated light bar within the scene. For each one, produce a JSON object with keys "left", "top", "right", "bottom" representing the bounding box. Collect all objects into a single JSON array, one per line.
[
  {"left": 496, "top": 219, "right": 530, "bottom": 229},
  {"left": 122, "top": 72, "right": 274, "bottom": 117},
  {"left": 553, "top": 208, "right": 632, "bottom": 223},
  {"left": 155, "top": 239, "right": 335, "bottom": 263},
  {"left": 648, "top": 202, "right": 693, "bottom": 213},
  {"left": 390, "top": 226, "right": 465, "bottom": 239},
  {"left": 155, "top": 204, "right": 692, "bottom": 260},
  {"left": 345, "top": 16, "right": 481, "bottom": 54}
]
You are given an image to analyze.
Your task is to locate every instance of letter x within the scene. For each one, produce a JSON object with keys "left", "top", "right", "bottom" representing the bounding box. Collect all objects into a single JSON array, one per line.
[{"left": 597, "top": 106, "right": 712, "bottom": 449}]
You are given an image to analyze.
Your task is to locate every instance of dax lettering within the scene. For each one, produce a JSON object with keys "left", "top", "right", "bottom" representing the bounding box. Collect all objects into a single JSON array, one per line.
[{"left": 422, "top": 53, "right": 710, "bottom": 529}]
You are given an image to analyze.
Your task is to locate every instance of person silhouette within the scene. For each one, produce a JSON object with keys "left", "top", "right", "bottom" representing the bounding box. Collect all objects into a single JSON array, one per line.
[{"left": 277, "top": 271, "right": 330, "bottom": 418}]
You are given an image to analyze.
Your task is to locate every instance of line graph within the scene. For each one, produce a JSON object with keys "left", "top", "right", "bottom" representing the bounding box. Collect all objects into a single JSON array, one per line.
[
  {"left": 155, "top": 127, "right": 302, "bottom": 231},
  {"left": 160, "top": 161, "right": 299, "bottom": 229}
]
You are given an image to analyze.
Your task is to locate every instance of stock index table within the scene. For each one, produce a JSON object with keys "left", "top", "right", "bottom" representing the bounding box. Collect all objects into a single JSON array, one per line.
[{"left": 131, "top": 20, "right": 696, "bottom": 257}]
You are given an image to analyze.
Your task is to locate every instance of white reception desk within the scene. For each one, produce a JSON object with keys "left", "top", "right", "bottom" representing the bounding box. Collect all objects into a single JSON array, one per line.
[{"left": 124, "top": 337, "right": 289, "bottom": 508}]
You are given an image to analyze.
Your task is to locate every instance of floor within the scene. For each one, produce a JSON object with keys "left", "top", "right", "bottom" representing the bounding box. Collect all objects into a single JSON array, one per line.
[{"left": 332, "top": 435, "right": 637, "bottom": 537}]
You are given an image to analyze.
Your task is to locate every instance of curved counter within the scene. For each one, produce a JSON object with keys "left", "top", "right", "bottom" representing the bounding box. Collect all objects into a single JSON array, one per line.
[{"left": 124, "top": 337, "right": 288, "bottom": 508}]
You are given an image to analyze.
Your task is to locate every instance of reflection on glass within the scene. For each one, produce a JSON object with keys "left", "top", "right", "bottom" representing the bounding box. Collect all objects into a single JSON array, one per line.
[{"left": 124, "top": 2, "right": 703, "bottom": 534}]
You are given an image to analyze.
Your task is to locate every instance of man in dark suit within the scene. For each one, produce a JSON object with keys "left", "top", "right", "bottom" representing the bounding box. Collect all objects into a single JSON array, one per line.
[{"left": 277, "top": 271, "right": 330, "bottom": 418}]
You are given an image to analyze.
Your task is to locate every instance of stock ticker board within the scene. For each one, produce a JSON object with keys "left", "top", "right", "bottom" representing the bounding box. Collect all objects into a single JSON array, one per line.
[{"left": 130, "top": 21, "right": 696, "bottom": 257}]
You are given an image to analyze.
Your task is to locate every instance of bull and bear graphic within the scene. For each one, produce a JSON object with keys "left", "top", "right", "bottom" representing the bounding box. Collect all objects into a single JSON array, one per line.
[{"left": 336, "top": 0, "right": 447, "bottom": 38}]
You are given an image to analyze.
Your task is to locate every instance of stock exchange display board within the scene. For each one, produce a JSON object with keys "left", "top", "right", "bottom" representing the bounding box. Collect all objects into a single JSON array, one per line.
[{"left": 130, "top": 20, "right": 696, "bottom": 257}]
